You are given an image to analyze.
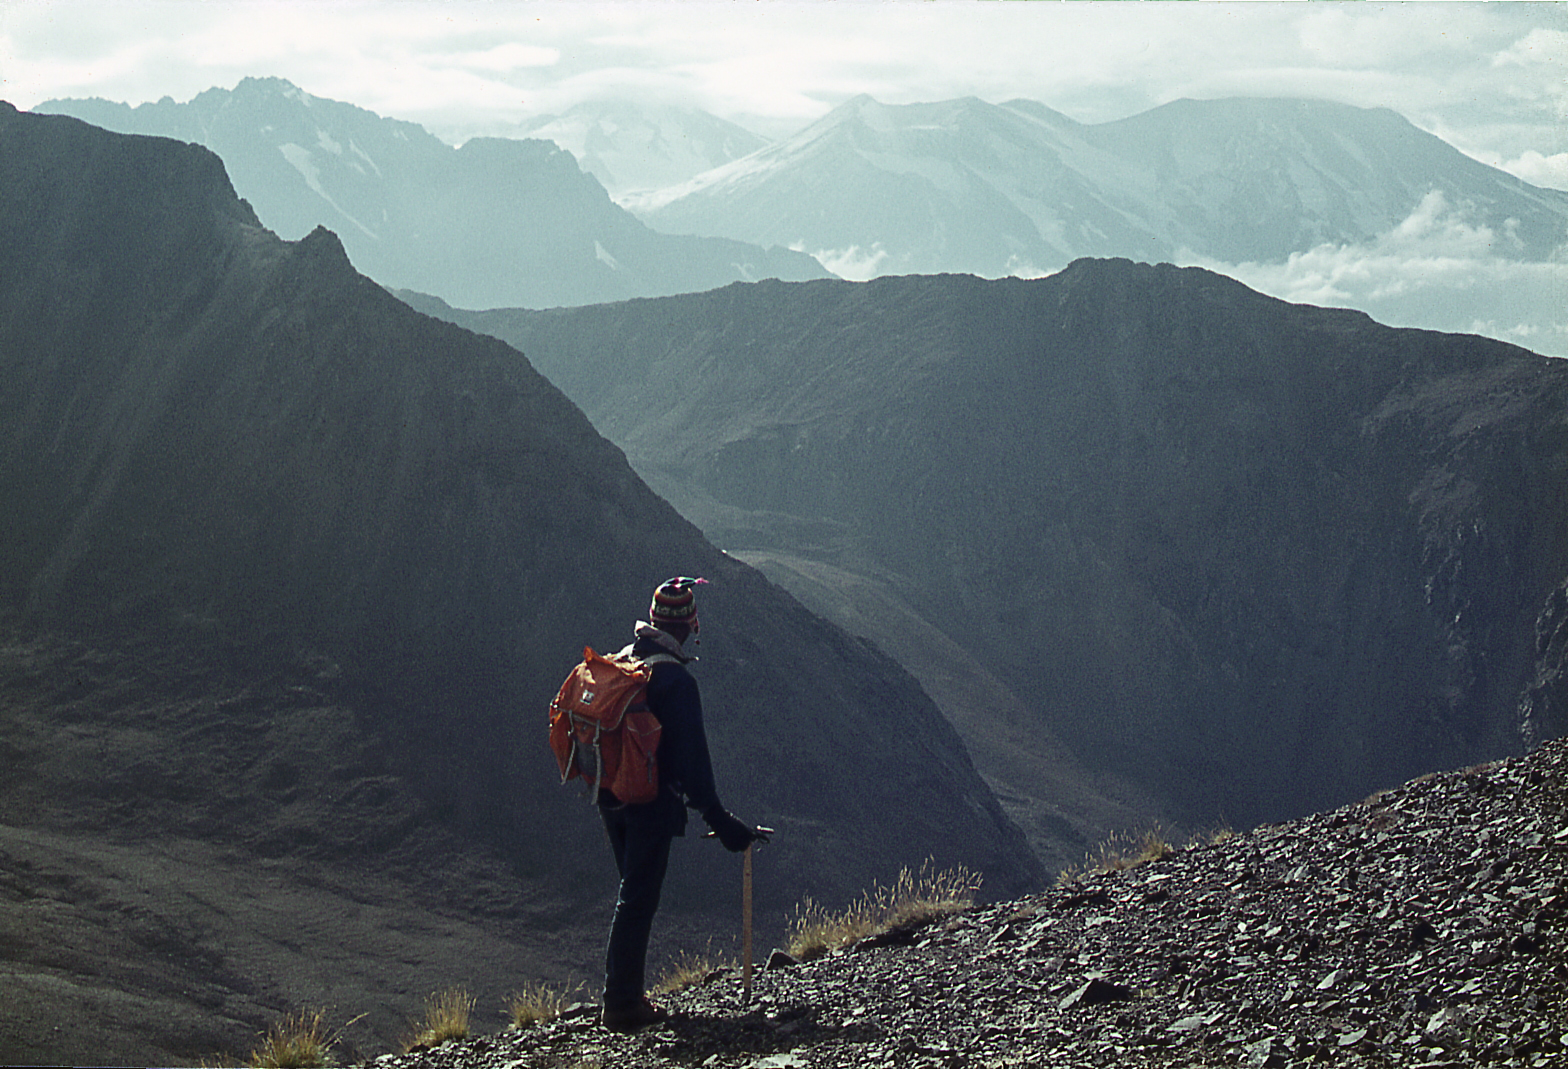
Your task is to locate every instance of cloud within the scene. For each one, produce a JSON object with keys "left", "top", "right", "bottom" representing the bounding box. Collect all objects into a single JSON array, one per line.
[
  {"left": 442, "top": 41, "right": 560, "bottom": 74},
  {"left": 1492, "top": 27, "right": 1568, "bottom": 70},
  {"left": 5, "top": 2, "right": 1563, "bottom": 140},
  {"left": 1501, "top": 151, "right": 1568, "bottom": 192},
  {"left": 795, "top": 241, "right": 889, "bottom": 283},
  {"left": 1177, "top": 191, "right": 1568, "bottom": 358}
]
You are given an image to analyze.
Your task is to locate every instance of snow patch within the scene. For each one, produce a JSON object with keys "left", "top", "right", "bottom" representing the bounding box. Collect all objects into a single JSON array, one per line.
[
  {"left": 594, "top": 241, "right": 621, "bottom": 270},
  {"left": 624, "top": 140, "right": 795, "bottom": 212},
  {"left": 278, "top": 144, "right": 323, "bottom": 196},
  {"left": 348, "top": 140, "right": 383, "bottom": 179},
  {"left": 276, "top": 144, "right": 379, "bottom": 240}
]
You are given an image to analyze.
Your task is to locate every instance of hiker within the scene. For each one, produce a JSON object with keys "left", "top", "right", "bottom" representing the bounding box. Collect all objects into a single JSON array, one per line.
[{"left": 598, "top": 576, "right": 763, "bottom": 1032}]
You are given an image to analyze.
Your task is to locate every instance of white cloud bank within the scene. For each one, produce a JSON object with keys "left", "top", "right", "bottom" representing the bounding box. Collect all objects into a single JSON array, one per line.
[
  {"left": 3, "top": 1, "right": 1564, "bottom": 185},
  {"left": 1498, "top": 151, "right": 1568, "bottom": 194},
  {"left": 797, "top": 242, "right": 891, "bottom": 283},
  {"left": 1177, "top": 192, "right": 1568, "bottom": 359}
]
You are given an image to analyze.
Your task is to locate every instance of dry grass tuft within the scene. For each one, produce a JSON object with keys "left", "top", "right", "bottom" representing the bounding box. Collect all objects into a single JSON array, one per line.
[
  {"left": 505, "top": 982, "right": 574, "bottom": 1030},
  {"left": 785, "top": 858, "right": 982, "bottom": 961},
  {"left": 245, "top": 1008, "right": 333, "bottom": 1069},
  {"left": 1056, "top": 826, "right": 1177, "bottom": 887},
  {"left": 652, "top": 944, "right": 735, "bottom": 995},
  {"left": 1193, "top": 823, "right": 1234, "bottom": 848},
  {"left": 401, "top": 988, "right": 474, "bottom": 1053}
]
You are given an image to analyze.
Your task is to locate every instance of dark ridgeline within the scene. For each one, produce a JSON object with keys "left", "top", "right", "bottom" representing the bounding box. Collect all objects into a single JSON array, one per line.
[
  {"left": 0, "top": 103, "right": 1035, "bottom": 1065},
  {"left": 428, "top": 264, "right": 1568, "bottom": 840}
]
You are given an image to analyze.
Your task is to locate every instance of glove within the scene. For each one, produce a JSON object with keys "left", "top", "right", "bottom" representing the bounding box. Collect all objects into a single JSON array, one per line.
[{"left": 706, "top": 808, "right": 756, "bottom": 852}]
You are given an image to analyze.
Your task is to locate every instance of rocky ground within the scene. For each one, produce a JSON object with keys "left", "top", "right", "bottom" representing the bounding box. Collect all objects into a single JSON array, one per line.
[{"left": 364, "top": 738, "right": 1567, "bottom": 1069}]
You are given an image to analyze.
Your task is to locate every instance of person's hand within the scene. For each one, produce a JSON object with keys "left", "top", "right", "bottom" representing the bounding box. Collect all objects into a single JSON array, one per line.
[{"left": 706, "top": 808, "right": 757, "bottom": 852}]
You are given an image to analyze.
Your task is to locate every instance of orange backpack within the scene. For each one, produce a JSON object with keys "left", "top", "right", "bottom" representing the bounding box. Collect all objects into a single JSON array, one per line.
[{"left": 548, "top": 646, "right": 672, "bottom": 805}]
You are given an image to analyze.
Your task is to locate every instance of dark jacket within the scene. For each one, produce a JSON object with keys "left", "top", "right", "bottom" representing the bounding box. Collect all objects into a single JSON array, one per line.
[{"left": 598, "top": 628, "right": 724, "bottom": 834}]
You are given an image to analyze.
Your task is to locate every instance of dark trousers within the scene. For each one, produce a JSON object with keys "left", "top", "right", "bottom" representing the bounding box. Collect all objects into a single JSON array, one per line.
[{"left": 601, "top": 800, "right": 675, "bottom": 1009}]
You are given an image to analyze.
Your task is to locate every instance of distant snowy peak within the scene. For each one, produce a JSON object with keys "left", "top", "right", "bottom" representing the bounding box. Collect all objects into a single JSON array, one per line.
[
  {"left": 625, "top": 94, "right": 1053, "bottom": 213},
  {"left": 513, "top": 101, "right": 768, "bottom": 200},
  {"left": 628, "top": 93, "right": 1568, "bottom": 275},
  {"left": 626, "top": 94, "right": 1159, "bottom": 276},
  {"left": 1092, "top": 96, "right": 1568, "bottom": 261}
]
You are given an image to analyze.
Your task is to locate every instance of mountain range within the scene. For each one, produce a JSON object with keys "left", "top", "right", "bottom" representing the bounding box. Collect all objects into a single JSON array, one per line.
[
  {"left": 607, "top": 92, "right": 1561, "bottom": 355},
  {"left": 37, "top": 83, "right": 1568, "bottom": 356},
  {"left": 34, "top": 78, "right": 828, "bottom": 311},
  {"left": 629, "top": 93, "right": 1568, "bottom": 275},
  {"left": 0, "top": 101, "right": 1032, "bottom": 1064},
  {"left": 414, "top": 265, "right": 1568, "bottom": 857}
]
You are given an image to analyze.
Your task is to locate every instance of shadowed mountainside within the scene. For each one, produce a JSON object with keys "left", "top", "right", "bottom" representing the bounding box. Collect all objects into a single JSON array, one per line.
[
  {"left": 412, "top": 265, "right": 1568, "bottom": 849},
  {"left": 0, "top": 102, "right": 1036, "bottom": 1065}
]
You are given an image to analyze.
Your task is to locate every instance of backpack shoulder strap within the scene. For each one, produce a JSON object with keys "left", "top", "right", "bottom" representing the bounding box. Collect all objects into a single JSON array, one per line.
[{"left": 613, "top": 643, "right": 681, "bottom": 669}]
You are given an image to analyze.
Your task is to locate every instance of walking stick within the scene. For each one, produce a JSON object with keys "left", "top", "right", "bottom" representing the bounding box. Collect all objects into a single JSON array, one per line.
[
  {"left": 707, "top": 825, "right": 772, "bottom": 1004},
  {"left": 742, "top": 843, "right": 754, "bottom": 1003}
]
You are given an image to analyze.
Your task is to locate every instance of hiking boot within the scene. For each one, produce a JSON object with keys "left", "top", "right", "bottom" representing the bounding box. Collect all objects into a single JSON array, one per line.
[{"left": 601, "top": 995, "right": 668, "bottom": 1033}]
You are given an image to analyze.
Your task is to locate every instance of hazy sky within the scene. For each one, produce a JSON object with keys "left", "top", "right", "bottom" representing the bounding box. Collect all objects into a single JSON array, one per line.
[
  {"left": 3, "top": 1, "right": 1566, "bottom": 189},
  {"left": 5, "top": 1, "right": 1565, "bottom": 355}
]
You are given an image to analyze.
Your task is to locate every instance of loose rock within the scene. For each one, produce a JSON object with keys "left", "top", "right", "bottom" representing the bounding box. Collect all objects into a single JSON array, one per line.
[{"left": 366, "top": 740, "right": 1568, "bottom": 1068}]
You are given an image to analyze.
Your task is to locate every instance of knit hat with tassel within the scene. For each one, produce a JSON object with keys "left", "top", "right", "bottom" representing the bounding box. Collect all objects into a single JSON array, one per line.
[{"left": 649, "top": 576, "right": 708, "bottom": 631}]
